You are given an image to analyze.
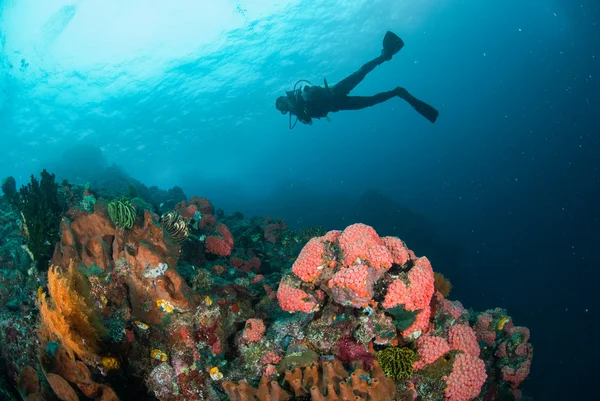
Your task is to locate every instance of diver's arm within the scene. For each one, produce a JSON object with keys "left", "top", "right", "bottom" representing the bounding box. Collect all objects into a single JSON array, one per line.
[
  {"left": 297, "top": 112, "right": 312, "bottom": 125},
  {"left": 294, "top": 89, "right": 313, "bottom": 124}
]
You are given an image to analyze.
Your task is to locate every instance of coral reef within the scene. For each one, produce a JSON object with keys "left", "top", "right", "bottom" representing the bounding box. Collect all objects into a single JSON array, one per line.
[{"left": 0, "top": 175, "right": 533, "bottom": 401}]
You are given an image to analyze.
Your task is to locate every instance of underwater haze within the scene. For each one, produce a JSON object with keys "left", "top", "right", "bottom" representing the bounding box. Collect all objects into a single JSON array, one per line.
[{"left": 1, "top": 0, "right": 599, "bottom": 400}]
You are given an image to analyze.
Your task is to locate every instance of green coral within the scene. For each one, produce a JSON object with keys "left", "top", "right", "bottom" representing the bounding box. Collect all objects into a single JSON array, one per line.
[
  {"left": 107, "top": 196, "right": 137, "bottom": 229},
  {"left": 377, "top": 347, "right": 416, "bottom": 380},
  {"left": 18, "top": 169, "right": 66, "bottom": 270}
]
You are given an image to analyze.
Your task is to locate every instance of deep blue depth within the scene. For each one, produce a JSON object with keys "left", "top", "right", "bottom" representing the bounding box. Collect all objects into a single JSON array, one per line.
[{"left": 1, "top": 1, "right": 599, "bottom": 399}]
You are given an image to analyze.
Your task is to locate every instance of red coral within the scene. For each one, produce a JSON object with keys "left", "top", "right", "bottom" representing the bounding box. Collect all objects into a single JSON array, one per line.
[
  {"left": 338, "top": 223, "right": 392, "bottom": 268},
  {"left": 496, "top": 327, "right": 533, "bottom": 388},
  {"left": 175, "top": 202, "right": 198, "bottom": 220},
  {"left": 328, "top": 264, "right": 375, "bottom": 308},
  {"left": 190, "top": 196, "right": 214, "bottom": 215},
  {"left": 291, "top": 237, "right": 326, "bottom": 283},
  {"left": 205, "top": 223, "right": 233, "bottom": 257},
  {"left": 335, "top": 336, "right": 375, "bottom": 368},
  {"left": 230, "top": 257, "right": 244, "bottom": 269},
  {"left": 474, "top": 313, "right": 496, "bottom": 345},
  {"left": 199, "top": 214, "right": 216, "bottom": 230},
  {"left": 445, "top": 353, "right": 487, "bottom": 401},
  {"left": 263, "top": 218, "right": 286, "bottom": 244},
  {"left": 413, "top": 335, "right": 450, "bottom": 370},
  {"left": 243, "top": 319, "right": 266, "bottom": 342},
  {"left": 248, "top": 257, "right": 261, "bottom": 270},
  {"left": 382, "top": 257, "right": 435, "bottom": 311},
  {"left": 448, "top": 324, "right": 480, "bottom": 357},
  {"left": 441, "top": 299, "right": 468, "bottom": 320},
  {"left": 381, "top": 236, "right": 410, "bottom": 265},
  {"left": 261, "top": 351, "right": 283, "bottom": 365},
  {"left": 276, "top": 282, "right": 319, "bottom": 313},
  {"left": 320, "top": 230, "right": 341, "bottom": 243}
]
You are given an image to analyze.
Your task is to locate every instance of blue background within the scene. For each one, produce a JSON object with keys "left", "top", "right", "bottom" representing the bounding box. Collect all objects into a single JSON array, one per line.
[{"left": 1, "top": 0, "right": 598, "bottom": 399}]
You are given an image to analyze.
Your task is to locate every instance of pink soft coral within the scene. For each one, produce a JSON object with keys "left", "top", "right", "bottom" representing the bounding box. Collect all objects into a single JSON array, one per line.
[
  {"left": 448, "top": 324, "right": 480, "bottom": 357},
  {"left": 291, "top": 237, "right": 326, "bottom": 283},
  {"left": 414, "top": 335, "right": 450, "bottom": 370},
  {"left": 243, "top": 319, "right": 266, "bottom": 342},
  {"left": 276, "top": 282, "right": 318, "bottom": 313},
  {"left": 445, "top": 353, "right": 487, "bottom": 401},
  {"left": 338, "top": 223, "right": 392, "bottom": 269},
  {"left": 382, "top": 257, "right": 434, "bottom": 310}
]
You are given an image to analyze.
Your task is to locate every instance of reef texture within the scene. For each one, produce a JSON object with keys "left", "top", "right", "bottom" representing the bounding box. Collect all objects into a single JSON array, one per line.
[{"left": 0, "top": 179, "right": 532, "bottom": 401}]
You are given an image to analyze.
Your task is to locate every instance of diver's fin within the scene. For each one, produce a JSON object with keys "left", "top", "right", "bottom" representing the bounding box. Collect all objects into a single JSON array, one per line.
[
  {"left": 408, "top": 97, "right": 439, "bottom": 123},
  {"left": 397, "top": 88, "right": 438, "bottom": 123},
  {"left": 324, "top": 77, "right": 329, "bottom": 89},
  {"left": 382, "top": 31, "right": 404, "bottom": 60},
  {"left": 414, "top": 100, "right": 439, "bottom": 123}
]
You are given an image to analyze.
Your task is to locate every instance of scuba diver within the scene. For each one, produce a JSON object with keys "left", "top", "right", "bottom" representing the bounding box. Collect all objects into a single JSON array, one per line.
[{"left": 275, "top": 31, "right": 439, "bottom": 129}]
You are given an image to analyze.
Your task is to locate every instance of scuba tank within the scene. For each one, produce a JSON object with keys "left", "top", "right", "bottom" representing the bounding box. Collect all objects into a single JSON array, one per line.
[
  {"left": 288, "top": 78, "right": 331, "bottom": 129},
  {"left": 289, "top": 79, "right": 311, "bottom": 130}
]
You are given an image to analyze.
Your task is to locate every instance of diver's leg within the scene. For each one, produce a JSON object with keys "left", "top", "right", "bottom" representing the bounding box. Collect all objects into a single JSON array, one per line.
[
  {"left": 333, "top": 32, "right": 404, "bottom": 96},
  {"left": 337, "top": 87, "right": 439, "bottom": 123},
  {"left": 332, "top": 56, "right": 386, "bottom": 96},
  {"left": 336, "top": 89, "right": 398, "bottom": 110}
]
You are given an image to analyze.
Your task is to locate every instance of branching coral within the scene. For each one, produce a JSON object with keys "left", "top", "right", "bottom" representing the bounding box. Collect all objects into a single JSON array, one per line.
[{"left": 37, "top": 261, "right": 106, "bottom": 363}]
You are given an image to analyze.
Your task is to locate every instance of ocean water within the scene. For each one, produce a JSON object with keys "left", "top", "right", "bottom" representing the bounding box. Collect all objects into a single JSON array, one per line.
[{"left": 1, "top": 0, "right": 598, "bottom": 400}]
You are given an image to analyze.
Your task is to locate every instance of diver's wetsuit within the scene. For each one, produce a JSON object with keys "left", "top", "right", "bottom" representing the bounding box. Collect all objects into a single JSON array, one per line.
[
  {"left": 280, "top": 31, "right": 439, "bottom": 126},
  {"left": 292, "top": 55, "right": 394, "bottom": 125}
]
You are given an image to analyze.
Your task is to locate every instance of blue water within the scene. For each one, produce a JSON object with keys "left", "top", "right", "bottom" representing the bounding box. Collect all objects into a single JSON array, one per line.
[{"left": 1, "top": 0, "right": 598, "bottom": 399}]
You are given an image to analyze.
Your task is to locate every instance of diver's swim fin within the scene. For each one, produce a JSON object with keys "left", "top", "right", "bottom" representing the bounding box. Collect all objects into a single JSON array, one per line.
[
  {"left": 412, "top": 99, "right": 439, "bottom": 123},
  {"left": 397, "top": 88, "right": 439, "bottom": 123},
  {"left": 382, "top": 31, "right": 404, "bottom": 60}
]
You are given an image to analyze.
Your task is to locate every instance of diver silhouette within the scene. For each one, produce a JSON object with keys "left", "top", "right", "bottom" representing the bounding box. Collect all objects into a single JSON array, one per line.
[{"left": 275, "top": 31, "right": 439, "bottom": 129}]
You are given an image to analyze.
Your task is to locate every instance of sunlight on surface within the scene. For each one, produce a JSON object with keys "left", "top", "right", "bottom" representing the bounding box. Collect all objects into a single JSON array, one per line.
[
  {"left": 2, "top": 0, "right": 299, "bottom": 73},
  {"left": 0, "top": 0, "right": 440, "bottom": 183}
]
